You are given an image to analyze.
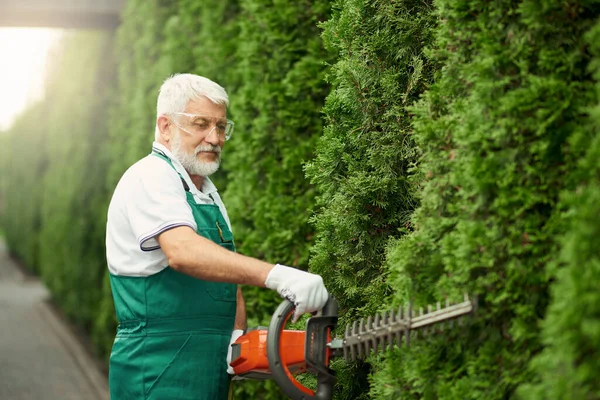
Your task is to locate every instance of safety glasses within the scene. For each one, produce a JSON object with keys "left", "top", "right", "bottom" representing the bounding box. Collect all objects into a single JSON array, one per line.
[{"left": 168, "top": 112, "right": 234, "bottom": 141}]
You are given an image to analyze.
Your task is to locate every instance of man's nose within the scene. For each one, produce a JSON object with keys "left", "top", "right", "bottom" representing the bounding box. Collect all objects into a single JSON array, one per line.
[{"left": 204, "top": 126, "right": 222, "bottom": 145}]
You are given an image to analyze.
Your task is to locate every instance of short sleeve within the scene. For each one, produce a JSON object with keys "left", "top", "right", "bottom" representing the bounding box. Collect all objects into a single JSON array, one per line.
[{"left": 126, "top": 158, "right": 197, "bottom": 251}]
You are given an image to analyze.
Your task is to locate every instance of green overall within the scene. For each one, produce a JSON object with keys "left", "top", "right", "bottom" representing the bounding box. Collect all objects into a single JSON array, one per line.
[{"left": 108, "top": 151, "right": 236, "bottom": 400}]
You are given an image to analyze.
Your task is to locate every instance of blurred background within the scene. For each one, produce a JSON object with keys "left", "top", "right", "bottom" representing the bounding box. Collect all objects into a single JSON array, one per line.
[
  {"left": 0, "top": 28, "right": 62, "bottom": 131},
  {"left": 1, "top": 1, "right": 599, "bottom": 400}
]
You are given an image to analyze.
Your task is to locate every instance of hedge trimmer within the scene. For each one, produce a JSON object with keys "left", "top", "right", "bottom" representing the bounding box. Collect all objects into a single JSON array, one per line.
[{"left": 230, "top": 294, "right": 476, "bottom": 400}]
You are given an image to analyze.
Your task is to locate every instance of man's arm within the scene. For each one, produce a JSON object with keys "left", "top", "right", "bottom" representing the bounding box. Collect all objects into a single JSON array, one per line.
[
  {"left": 157, "top": 225, "right": 273, "bottom": 286},
  {"left": 234, "top": 286, "right": 247, "bottom": 331},
  {"left": 157, "top": 224, "right": 328, "bottom": 319}
]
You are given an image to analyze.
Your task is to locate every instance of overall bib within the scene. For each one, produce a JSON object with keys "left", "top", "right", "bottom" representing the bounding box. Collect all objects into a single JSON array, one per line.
[{"left": 108, "top": 151, "right": 236, "bottom": 400}]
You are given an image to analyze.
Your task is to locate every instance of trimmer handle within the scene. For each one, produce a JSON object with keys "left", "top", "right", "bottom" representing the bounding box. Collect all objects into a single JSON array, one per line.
[{"left": 267, "top": 297, "right": 338, "bottom": 400}]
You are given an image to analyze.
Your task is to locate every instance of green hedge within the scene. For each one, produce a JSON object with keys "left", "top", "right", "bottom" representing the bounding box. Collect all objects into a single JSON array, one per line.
[
  {"left": 375, "top": 2, "right": 600, "bottom": 399},
  {"left": 225, "top": 0, "right": 332, "bottom": 271},
  {"left": 518, "top": 17, "right": 600, "bottom": 400},
  {"left": 105, "top": 0, "right": 179, "bottom": 189},
  {"left": 224, "top": 0, "right": 333, "bottom": 320},
  {"left": 0, "top": 99, "right": 47, "bottom": 271},
  {"left": 39, "top": 32, "right": 115, "bottom": 332},
  {"left": 305, "top": 0, "right": 438, "bottom": 397},
  {"left": 0, "top": 31, "right": 116, "bottom": 354}
]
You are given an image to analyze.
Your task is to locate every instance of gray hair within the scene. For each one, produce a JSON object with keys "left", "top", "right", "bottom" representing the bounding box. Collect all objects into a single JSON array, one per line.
[{"left": 155, "top": 73, "right": 229, "bottom": 140}]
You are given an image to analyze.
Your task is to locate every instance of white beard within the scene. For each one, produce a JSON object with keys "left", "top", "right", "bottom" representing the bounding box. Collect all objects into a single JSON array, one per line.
[{"left": 171, "top": 132, "right": 221, "bottom": 177}]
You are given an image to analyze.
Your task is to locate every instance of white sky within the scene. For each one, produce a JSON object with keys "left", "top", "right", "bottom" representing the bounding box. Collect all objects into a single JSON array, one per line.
[{"left": 0, "top": 28, "right": 63, "bottom": 131}]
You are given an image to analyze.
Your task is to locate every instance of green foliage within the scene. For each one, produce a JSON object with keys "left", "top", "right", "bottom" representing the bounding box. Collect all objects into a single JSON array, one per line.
[
  {"left": 0, "top": 100, "right": 47, "bottom": 271},
  {"left": 305, "top": 0, "right": 438, "bottom": 397},
  {"left": 376, "top": 1, "right": 600, "bottom": 399},
  {"left": 220, "top": 1, "right": 334, "bottom": 397},
  {"left": 223, "top": 0, "right": 332, "bottom": 268},
  {"left": 0, "top": 31, "right": 116, "bottom": 358},
  {"left": 518, "top": 17, "right": 600, "bottom": 400},
  {"left": 106, "top": 0, "right": 178, "bottom": 189},
  {"left": 39, "top": 31, "right": 114, "bottom": 326}
]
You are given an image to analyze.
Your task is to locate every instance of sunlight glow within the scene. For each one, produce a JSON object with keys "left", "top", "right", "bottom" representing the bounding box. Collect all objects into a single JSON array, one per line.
[{"left": 0, "top": 28, "right": 63, "bottom": 131}]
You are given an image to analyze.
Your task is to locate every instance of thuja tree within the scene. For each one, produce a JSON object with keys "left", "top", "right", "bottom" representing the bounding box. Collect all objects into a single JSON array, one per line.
[
  {"left": 105, "top": 0, "right": 179, "bottom": 188},
  {"left": 305, "top": 0, "right": 438, "bottom": 398},
  {"left": 376, "top": 2, "right": 600, "bottom": 399},
  {"left": 164, "top": 0, "right": 239, "bottom": 90},
  {"left": 220, "top": 0, "right": 333, "bottom": 397},
  {"left": 36, "top": 31, "right": 115, "bottom": 344},
  {"left": 223, "top": 0, "right": 333, "bottom": 324},
  {"left": 0, "top": 100, "right": 49, "bottom": 271},
  {"left": 223, "top": 0, "right": 332, "bottom": 271},
  {"left": 0, "top": 31, "right": 116, "bottom": 357},
  {"left": 519, "top": 17, "right": 600, "bottom": 400}
]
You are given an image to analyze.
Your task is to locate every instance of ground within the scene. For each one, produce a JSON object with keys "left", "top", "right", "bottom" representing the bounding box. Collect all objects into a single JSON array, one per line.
[{"left": 0, "top": 239, "right": 108, "bottom": 400}]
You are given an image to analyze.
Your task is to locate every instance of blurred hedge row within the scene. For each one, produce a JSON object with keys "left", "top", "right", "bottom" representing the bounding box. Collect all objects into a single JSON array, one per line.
[
  {"left": 1, "top": 1, "right": 599, "bottom": 399},
  {"left": 1, "top": 31, "right": 115, "bottom": 340}
]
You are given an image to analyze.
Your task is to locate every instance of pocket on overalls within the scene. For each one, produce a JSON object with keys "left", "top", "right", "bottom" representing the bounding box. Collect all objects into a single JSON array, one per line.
[
  {"left": 144, "top": 334, "right": 193, "bottom": 399},
  {"left": 144, "top": 333, "right": 230, "bottom": 400},
  {"left": 109, "top": 336, "right": 146, "bottom": 400},
  {"left": 206, "top": 284, "right": 236, "bottom": 302}
]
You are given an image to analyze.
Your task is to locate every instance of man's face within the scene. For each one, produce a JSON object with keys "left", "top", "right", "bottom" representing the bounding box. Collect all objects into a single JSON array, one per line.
[{"left": 169, "top": 97, "right": 227, "bottom": 177}]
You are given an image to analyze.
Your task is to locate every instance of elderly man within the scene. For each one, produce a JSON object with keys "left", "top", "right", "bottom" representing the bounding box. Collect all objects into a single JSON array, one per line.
[{"left": 105, "top": 73, "right": 328, "bottom": 399}]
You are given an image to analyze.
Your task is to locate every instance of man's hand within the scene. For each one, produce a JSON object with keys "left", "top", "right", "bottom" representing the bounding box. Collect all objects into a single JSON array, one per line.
[
  {"left": 265, "top": 264, "right": 329, "bottom": 322},
  {"left": 226, "top": 329, "right": 244, "bottom": 375}
]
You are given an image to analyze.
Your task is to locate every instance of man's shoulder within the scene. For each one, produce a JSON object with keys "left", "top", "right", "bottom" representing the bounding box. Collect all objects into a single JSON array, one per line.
[
  {"left": 132, "top": 153, "right": 172, "bottom": 174},
  {"left": 110, "top": 154, "right": 181, "bottom": 202},
  {"left": 121, "top": 154, "right": 179, "bottom": 183}
]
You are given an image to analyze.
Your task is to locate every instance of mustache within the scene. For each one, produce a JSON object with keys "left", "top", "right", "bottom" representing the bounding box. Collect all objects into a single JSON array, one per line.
[{"left": 194, "top": 145, "right": 221, "bottom": 155}]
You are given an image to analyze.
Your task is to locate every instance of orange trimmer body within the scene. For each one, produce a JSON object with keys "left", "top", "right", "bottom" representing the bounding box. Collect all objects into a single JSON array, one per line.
[{"left": 230, "top": 328, "right": 307, "bottom": 379}]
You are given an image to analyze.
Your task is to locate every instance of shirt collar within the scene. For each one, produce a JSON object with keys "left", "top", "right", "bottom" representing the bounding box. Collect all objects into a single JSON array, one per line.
[{"left": 151, "top": 141, "right": 218, "bottom": 196}]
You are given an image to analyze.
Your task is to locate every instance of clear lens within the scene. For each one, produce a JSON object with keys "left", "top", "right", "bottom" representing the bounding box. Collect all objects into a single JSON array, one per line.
[{"left": 170, "top": 113, "right": 234, "bottom": 140}]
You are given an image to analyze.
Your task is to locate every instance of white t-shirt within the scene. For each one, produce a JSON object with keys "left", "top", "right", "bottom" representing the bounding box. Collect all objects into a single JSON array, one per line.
[{"left": 106, "top": 142, "right": 232, "bottom": 276}]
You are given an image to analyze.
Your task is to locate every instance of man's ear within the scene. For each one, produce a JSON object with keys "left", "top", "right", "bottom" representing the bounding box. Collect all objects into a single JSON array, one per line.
[{"left": 157, "top": 115, "right": 172, "bottom": 142}]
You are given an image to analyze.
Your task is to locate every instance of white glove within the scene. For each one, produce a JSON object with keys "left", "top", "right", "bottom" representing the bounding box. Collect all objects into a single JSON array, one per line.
[
  {"left": 265, "top": 264, "right": 329, "bottom": 322},
  {"left": 226, "top": 329, "right": 244, "bottom": 375}
]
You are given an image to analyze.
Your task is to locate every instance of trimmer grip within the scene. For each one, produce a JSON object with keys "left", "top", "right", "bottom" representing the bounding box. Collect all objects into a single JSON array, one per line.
[{"left": 266, "top": 297, "right": 337, "bottom": 400}]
